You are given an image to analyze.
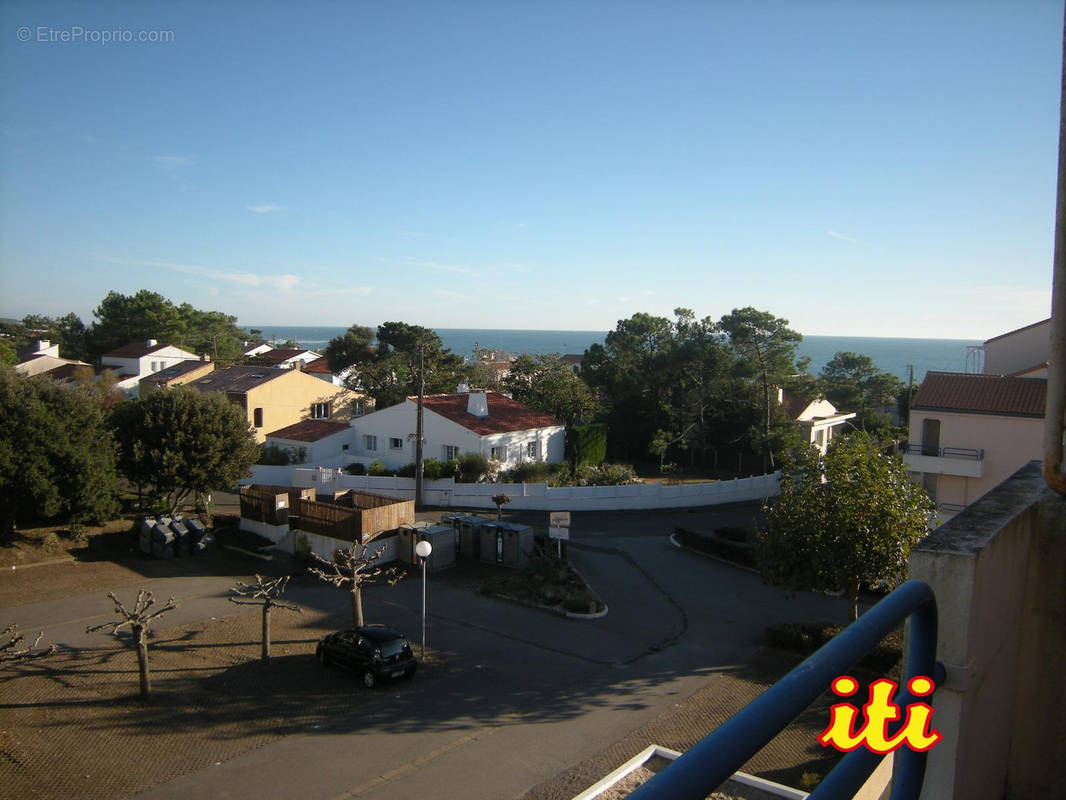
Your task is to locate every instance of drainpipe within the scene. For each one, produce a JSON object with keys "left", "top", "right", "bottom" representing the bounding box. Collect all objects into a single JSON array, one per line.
[{"left": 1046, "top": 5, "right": 1066, "bottom": 495}]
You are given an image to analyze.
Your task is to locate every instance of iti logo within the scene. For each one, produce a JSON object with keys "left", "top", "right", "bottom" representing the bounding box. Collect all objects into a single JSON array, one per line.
[{"left": 818, "top": 675, "right": 941, "bottom": 753}]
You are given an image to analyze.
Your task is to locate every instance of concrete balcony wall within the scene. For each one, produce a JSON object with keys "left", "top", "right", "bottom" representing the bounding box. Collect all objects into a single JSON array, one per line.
[
  {"left": 902, "top": 451, "right": 985, "bottom": 478},
  {"left": 908, "top": 462, "right": 1065, "bottom": 800}
]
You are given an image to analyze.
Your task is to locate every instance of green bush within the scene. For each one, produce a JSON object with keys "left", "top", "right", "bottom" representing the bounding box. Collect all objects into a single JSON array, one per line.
[
  {"left": 344, "top": 462, "right": 366, "bottom": 475},
  {"left": 367, "top": 460, "right": 388, "bottom": 476},
  {"left": 457, "top": 452, "right": 489, "bottom": 483},
  {"left": 397, "top": 462, "right": 417, "bottom": 478},
  {"left": 422, "top": 458, "right": 447, "bottom": 480},
  {"left": 765, "top": 622, "right": 902, "bottom": 676},
  {"left": 502, "top": 461, "right": 552, "bottom": 483},
  {"left": 566, "top": 423, "right": 607, "bottom": 466},
  {"left": 574, "top": 462, "right": 639, "bottom": 486},
  {"left": 257, "top": 444, "right": 290, "bottom": 466}
]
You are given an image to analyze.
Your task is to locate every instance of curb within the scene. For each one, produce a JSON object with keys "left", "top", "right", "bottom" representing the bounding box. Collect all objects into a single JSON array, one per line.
[
  {"left": 3, "top": 555, "right": 78, "bottom": 571},
  {"left": 485, "top": 590, "right": 609, "bottom": 621},
  {"left": 669, "top": 532, "right": 762, "bottom": 575},
  {"left": 221, "top": 544, "right": 275, "bottom": 562}
]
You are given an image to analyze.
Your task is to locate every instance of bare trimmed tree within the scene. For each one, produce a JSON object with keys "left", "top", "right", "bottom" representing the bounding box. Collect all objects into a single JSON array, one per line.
[
  {"left": 229, "top": 575, "right": 301, "bottom": 661},
  {"left": 1, "top": 623, "right": 57, "bottom": 663},
  {"left": 491, "top": 493, "right": 511, "bottom": 520},
  {"left": 87, "top": 590, "right": 177, "bottom": 698},
  {"left": 309, "top": 542, "right": 404, "bottom": 627}
]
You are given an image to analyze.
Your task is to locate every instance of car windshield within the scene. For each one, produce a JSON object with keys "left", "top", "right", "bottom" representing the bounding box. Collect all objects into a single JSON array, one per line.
[{"left": 379, "top": 638, "right": 409, "bottom": 658}]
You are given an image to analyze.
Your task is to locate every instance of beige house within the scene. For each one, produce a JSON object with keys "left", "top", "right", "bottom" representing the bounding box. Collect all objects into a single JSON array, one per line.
[
  {"left": 903, "top": 371, "right": 1046, "bottom": 520},
  {"left": 186, "top": 365, "right": 371, "bottom": 443},
  {"left": 982, "top": 318, "right": 1050, "bottom": 377}
]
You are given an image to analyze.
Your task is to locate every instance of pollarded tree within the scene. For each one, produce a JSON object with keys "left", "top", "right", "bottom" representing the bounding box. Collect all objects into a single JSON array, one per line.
[
  {"left": 229, "top": 575, "right": 302, "bottom": 661},
  {"left": 309, "top": 542, "right": 405, "bottom": 627},
  {"left": 757, "top": 432, "right": 935, "bottom": 620},
  {"left": 87, "top": 590, "right": 177, "bottom": 697},
  {"left": 1, "top": 623, "right": 57, "bottom": 664},
  {"left": 110, "top": 386, "right": 259, "bottom": 514},
  {"left": 0, "top": 368, "right": 119, "bottom": 544}
]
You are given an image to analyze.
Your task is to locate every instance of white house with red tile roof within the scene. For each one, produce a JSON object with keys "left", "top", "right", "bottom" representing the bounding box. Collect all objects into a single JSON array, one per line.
[
  {"left": 902, "top": 371, "right": 1047, "bottom": 521},
  {"left": 350, "top": 389, "right": 565, "bottom": 470},
  {"left": 100, "top": 339, "right": 200, "bottom": 396},
  {"left": 251, "top": 347, "right": 321, "bottom": 369},
  {"left": 777, "top": 389, "right": 856, "bottom": 455},
  {"left": 264, "top": 419, "right": 353, "bottom": 464}
]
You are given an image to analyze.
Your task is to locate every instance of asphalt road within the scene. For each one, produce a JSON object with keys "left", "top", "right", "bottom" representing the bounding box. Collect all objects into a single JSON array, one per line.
[{"left": 7, "top": 505, "right": 849, "bottom": 800}]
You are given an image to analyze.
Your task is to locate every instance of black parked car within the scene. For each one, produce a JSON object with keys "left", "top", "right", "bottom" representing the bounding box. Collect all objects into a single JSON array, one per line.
[{"left": 316, "top": 625, "right": 418, "bottom": 688}]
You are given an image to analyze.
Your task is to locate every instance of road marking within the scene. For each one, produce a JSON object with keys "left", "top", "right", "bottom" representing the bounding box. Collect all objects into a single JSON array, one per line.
[{"left": 330, "top": 726, "right": 498, "bottom": 799}]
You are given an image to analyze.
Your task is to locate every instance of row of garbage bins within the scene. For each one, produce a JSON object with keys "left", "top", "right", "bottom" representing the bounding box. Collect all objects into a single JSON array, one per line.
[{"left": 138, "top": 516, "right": 214, "bottom": 559}]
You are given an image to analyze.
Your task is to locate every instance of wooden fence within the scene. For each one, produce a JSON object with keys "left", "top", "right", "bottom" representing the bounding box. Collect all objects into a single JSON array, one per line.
[{"left": 291, "top": 491, "right": 414, "bottom": 544}]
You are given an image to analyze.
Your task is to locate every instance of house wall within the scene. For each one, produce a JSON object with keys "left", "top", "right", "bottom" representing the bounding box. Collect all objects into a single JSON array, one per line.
[
  {"left": 243, "top": 369, "right": 362, "bottom": 443},
  {"left": 907, "top": 409, "right": 1043, "bottom": 511},
  {"left": 265, "top": 431, "right": 351, "bottom": 464},
  {"left": 102, "top": 345, "right": 198, "bottom": 378},
  {"left": 351, "top": 399, "right": 564, "bottom": 469},
  {"left": 909, "top": 462, "right": 1066, "bottom": 800},
  {"left": 983, "top": 319, "right": 1050, "bottom": 375}
]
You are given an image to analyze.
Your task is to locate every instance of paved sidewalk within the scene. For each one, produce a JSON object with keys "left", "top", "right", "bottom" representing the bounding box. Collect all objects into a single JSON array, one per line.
[{"left": 522, "top": 648, "right": 840, "bottom": 800}]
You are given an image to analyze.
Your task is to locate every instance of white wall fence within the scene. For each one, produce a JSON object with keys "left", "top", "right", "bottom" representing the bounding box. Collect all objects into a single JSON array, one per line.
[{"left": 241, "top": 466, "right": 781, "bottom": 511}]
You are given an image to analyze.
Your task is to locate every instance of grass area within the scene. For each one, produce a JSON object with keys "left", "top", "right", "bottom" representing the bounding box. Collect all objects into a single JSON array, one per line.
[{"left": 0, "top": 517, "right": 137, "bottom": 568}]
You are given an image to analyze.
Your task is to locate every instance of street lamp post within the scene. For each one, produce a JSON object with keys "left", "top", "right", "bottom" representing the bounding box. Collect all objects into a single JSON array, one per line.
[{"left": 414, "top": 539, "right": 432, "bottom": 659}]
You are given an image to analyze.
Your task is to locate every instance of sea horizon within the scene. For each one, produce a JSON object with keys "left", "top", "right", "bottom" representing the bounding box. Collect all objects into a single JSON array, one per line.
[{"left": 247, "top": 325, "right": 984, "bottom": 384}]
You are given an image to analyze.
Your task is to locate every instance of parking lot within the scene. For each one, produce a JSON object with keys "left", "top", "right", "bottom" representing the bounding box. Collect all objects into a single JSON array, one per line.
[{"left": 1, "top": 505, "right": 849, "bottom": 799}]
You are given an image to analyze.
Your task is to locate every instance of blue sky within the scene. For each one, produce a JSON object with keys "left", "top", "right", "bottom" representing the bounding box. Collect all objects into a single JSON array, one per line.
[{"left": 1, "top": 1, "right": 1061, "bottom": 339}]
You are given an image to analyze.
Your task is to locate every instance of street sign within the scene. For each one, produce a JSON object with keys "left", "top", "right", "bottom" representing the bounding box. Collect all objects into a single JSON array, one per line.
[{"left": 549, "top": 511, "right": 570, "bottom": 540}]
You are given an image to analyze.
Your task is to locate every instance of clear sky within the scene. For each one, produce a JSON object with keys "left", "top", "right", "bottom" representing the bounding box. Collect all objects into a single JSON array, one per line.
[{"left": 1, "top": 1, "right": 1061, "bottom": 339}]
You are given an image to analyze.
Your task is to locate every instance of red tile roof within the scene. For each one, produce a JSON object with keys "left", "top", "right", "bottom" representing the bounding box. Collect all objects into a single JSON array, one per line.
[
  {"left": 303, "top": 358, "right": 334, "bottom": 374},
  {"left": 420, "top": 392, "right": 560, "bottom": 435},
  {"left": 1008, "top": 362, "right": 1049, "bottom": 377},
  {"left": 103, "top": 341, "right": 172, "bottom": 358},
  {"left": 780, "top": 391, "right": 812, "bottom": 420},
  {"left": 912, "top": 372, "right": 1047, "bottom": 418},
  {"left": 255, "top": 348, "right": 316, "bottom": 364},
  {"left": 266, "top": 419, "right": 351, "bottom": 442}
]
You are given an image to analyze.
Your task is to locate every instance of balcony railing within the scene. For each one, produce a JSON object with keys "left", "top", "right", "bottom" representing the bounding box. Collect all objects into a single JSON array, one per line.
[
  {"left": 902, "top": 443, "right": 984, "bottom": 460},
  {"left": 626, "top": 580, "right": 945, "bottom": 800}
]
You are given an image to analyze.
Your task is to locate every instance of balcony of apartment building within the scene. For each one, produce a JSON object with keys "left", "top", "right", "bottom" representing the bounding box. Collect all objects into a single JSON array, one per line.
[{"left": 901, "top": 441, "right": 985, "bottom": 479}]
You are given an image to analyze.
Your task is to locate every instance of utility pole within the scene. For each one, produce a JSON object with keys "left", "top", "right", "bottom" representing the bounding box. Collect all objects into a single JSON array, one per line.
[{"left": 415, "top": 342, "right": 425, "bottom": 511}]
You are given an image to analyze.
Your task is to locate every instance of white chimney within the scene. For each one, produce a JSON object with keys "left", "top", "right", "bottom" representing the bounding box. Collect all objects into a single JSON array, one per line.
[
  {"left": 467, "top": 391, "right": 489, "bottom": 418},
  {"left": 457, "top": 379, "right": 469, "bottom": 394},
  {"left": 37, "top": 339, "right": 50, "bottom": 351},
  {"left": 146, "top": 338, "right": 158, "bottom": 347}
]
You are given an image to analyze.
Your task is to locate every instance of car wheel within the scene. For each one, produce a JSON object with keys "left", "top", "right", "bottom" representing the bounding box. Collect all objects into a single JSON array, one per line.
[
  {"left": 362, "top": 670, "right": 376, "bottom": 689},
  {"left": 318, "top": 648, "right": 329, "bottom": 667}
]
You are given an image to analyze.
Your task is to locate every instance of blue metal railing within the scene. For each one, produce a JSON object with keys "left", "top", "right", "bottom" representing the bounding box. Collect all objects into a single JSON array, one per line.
[{"left": 627, "top": 580, "right": 944, "bottom": 800}]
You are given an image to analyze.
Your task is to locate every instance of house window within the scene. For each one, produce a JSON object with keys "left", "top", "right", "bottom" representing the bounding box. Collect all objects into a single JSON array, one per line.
[
  {"left": 389, "top": 437, "right": 404, "bottom": 451},
  {"left": 352, "top": 400, "right": 366, "bottom": 416},
  {"left": 526, "top": 441, "right": 537, "bottom": 459},
  {"left": 311, "top": 402, "right": 331, "bottom": 419},
  {"left": 443, "top": 445, "right": 459, "bottom": 461},
  {"left": 253, "top": 408, "right": 264, "bottom": 428},
  {"left": 363, "top": 434, "right": 378, "bottom": 452},
  {"left": 490, "top": 445, "right": 506, "bottom": 461},
  {"left": 342, "top": 444, "right": 349, "bottom": 451}
]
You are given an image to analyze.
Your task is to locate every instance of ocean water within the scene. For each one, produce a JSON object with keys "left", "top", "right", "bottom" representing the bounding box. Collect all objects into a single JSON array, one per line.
[{"left": 248, "top": 325, "right": 982, "bottom": 384}]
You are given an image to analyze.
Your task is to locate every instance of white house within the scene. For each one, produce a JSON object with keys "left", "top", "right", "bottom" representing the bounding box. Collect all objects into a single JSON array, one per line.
[
  {"left": 243, "top": 342, "right": 274, "bottom": 357},
  {"left": 264, "top": 419, "right": 354, "bottom": 464},
  {"left": 779, "top": 390, "right": 856, "bottom": 455},
  {"left": 101, "top": 339, "right": 200, "bottom": 396},
  {"left": 903, "top": 371, "right": 1047, "bottom": 522},
  {"left": 351, "top": 389, "right": 565, "bottom": 470},
  {"left": 252, "top": 348, "right": 322, "bottom": 369}
]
